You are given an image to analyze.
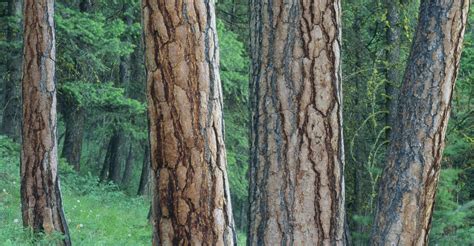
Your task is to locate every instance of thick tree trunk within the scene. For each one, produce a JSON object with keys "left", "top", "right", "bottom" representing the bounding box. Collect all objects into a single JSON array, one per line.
[
  {"left": 1, "top": 0, "right": 22, "bottom": 140},
  {"left": 248, "top": 0, "right": 345, "bottom": 244},
  {"left": 20, "top": 0, "right": 71, "bottom": 244},
  {"left": 142, "top": 1, "right": 236, "bottom": 244},
  {"left": 384, "top": 0, "right": 402, "bottom": 135},
  {"left": 137, "top": 143, "right": 150, "bottom": 196},
  {"left": 371, "top": 1, "right": 469, "bottom": 245},
  {"left": 121, "top": 142, "right": 134, "bottom": 187},
  {"left": 61, "top": 107, "right": 84, "bottom": 171}
]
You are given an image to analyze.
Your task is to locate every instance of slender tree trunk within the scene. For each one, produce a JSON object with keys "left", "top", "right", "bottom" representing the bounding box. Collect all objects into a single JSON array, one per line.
[
  {"left": 60, "top": 0, "right": 91, "bottom": 170},
  {"left": 61, "top": 107, "right": 84, "bottom": 170},
  {"left": 107, "top": 131, "right": 122, "bottom": 183},
  {"left": 371, "top": 1, "right": 469, "bottom": 245},
  {"left": 102, "top": 8, "right": 132, "bottom": 185},
  {"left": 1, "top": 0, "right": 22, "bottom": 140},
  {"left": 384, "top": 0, "right": 402, "bottom": 135},
  {"left": 248, "top": 0, "right": 345, "bottom": 244},
  {"left": 121, "top": 142, "right": 134, "bottom": 187},
  {"left": 137, "top": 143, "right": 150, "bottom": 196},
  {"left": 20, "top": 0, "right": 71, "bottom": 244},
  {"left": 142, "top": 1, "right": 236, "bottom": 244},
  {"left": 100, "top": 137, "right": 112, "bottom": 181}
]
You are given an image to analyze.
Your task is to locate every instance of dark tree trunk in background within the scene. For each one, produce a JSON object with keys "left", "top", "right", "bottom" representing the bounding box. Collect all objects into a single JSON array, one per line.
[
  {"left": 142, "top": 0, "right": 236, "bottom": 244},
  {"left": 137, "top": 143, "right": 150, "bottom": 196},
  {"left": 20, "top": 0, "right": 70, "bottom": 244},
  {"left": 60, "top": 0, "right": 91, "bottom": 170},
  {"left": 249, "top": 0, "right": 346, "bottom": 244},
  {"left": 102, "top": 7, "right": 132, "bottom": 185},
  {"left": 100, "top": 138, "right": 112, "bottom": 181},
  {"left": 61, "top": 107, "right": 84, "bottom": 171},
  {"left": 106, "top": 131, "right": 122, "bottom": 183},
  {"left": 371, "top": 1, "right": 469, "bottom": 245},
  {"left": 121, "top": 142, "right": 134, "bottom": 187},
  {"left": 384, "top": 0, "right": 402, "bottom": 135},
  {"left": 1, "top": 0, "right": 22, "bottom": 140}
]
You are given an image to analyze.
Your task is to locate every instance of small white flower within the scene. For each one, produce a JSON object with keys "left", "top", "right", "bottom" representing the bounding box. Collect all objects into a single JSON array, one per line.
[
  {"left": 77, "top": 200, "right": 80, "bottom": 203},
  {"left": 79, "top": 224, "right": 84, "bottom": 228},
  {"left": 128, "top": 234, "right": 131, "bottom": 237},
  {"left": 2, "top": 189, "right": 6, "bottom": 193},
  {"left": 13, "top": 219, "right": 19, "bottom": 223}
]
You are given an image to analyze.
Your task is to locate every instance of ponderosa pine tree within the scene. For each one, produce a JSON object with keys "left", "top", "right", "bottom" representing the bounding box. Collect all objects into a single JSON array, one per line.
[
  {"left": 371, "top": 0, "right": 469, "bottom": 245},
  {"left": 248, "top": 0, "right": 346, "bottom": 244},
  {"left": 141, "top": 0, "right": 236, "bottom": 244},
  {"left": 20, "top": 0, "right": 71, "bottom": 244}
]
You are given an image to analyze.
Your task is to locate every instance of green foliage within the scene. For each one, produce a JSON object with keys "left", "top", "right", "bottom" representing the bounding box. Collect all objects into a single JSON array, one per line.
[
  {"left": 59, "top": 81, "right": 146, "bottom": 114},
  {"left": 217, "top": 19, "right": 250, "bottom": 230},
  {"left": 0, "top": 135, "right": 151, "bottom": 245},
  {"left": 56, "top": 3, "right": 134, "bottom": 81},
  {"left": 430, "top": 169, "right": 474, "bottom": 245}
]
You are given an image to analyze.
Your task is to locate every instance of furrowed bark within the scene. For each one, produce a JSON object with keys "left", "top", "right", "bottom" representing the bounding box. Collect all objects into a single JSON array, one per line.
[
  {"left": 142, "top": 0, "right": 236, "bottom": 244},
  {"left": 20, "top": 0, "right": 71, "bottom": 244},
  {"left": 249, "top": 0, "right": 346, "bottom": 244},
  {"left": 371, "top": 0, "right": 469, "bottom": 245}
]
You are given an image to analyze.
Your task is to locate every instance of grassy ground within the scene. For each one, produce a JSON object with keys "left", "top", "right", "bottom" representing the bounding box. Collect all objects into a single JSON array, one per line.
[
  {"left": 0, "top": 136, "right": 150, "bottom": 245},
  {"left": 0, "top": 136, "right": 247, "bottom": 245}
]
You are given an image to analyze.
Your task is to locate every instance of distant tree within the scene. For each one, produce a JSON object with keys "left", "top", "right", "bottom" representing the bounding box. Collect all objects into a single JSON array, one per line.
[
  {"left": 371, "top": 1, "right": 470, "bottom": 245},
  {"left": 20, "top": 0, "right": 71, "bottom": 244},
  {"left": 1, "top": 0, "right": 22, "bottom": 140},
  {"left": 142, "top": 1, "right": 236, "bottom": 244},
  {"left": 248, "top": 0, "right": 346, "bottom": 244}
]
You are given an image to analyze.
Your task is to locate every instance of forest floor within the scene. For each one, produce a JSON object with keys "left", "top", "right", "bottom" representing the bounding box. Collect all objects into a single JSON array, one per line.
[
  {"left": 0, "top": 135, "right": 150, "bottom": 245},
  {"left": 0, "top": 135, "right": 247, "bottom": 245}
]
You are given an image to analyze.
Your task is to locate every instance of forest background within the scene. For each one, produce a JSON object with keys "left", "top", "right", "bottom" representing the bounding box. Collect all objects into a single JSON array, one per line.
[{"left": 0, "top": 0, "right": 472, "bottom": 245}]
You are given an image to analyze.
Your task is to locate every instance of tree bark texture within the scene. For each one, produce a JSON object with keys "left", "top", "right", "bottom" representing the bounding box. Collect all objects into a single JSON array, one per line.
[
  {"left": 142, "top": 0, "right": 236, "bottom": 245},
  {"left": 20, "top": 0, "right": 71, "bottom": 244},
  {"left": 371, "top": 1, "right": 469, "bottom": 245},
  {"left": 249, "top": 0, "right": 345, "bottom": 245},
  {"left": 1, "top": 0, "right": 22, "bottom": 140}
]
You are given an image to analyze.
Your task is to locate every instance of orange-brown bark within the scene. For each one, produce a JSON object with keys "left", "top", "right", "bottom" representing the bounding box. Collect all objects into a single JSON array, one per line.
[
  {"left": 371, "top": 0, "right": 469, "bottom": 245},
  {"left": 249, "top": 0, "right": 346, "bottom": 244},
  {"left": 20, "top": 0, "right": 71, "bottom": 245},
  {"left": 142, "top": 0, "right": 236, "bottom": 245}
]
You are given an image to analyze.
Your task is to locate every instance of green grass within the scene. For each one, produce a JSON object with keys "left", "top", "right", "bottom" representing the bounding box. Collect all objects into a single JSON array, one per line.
[
  {"left": 0, "top": 135, "right": 151, "bottom": 245},
  {"left": 0, "top": 135, "right": 248, "bottom": 245}
]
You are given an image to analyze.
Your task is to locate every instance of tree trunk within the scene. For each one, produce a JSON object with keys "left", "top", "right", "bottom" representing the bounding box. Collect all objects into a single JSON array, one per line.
[
  {"left": 371, "top": 1, "right": 469, "bottom": 245},
  {"left": 248, "top": 0, "right": 345, "bottom": 244},
  {"left": 137, "top": 143, "right": 150, "bottom": 196},
  {"left": 61, "top": 107, "right": 84, "bottom": 171},
  {"left": 121, "top": 142, "right": 134, "bottom": 187},
  {"left": 107, "top": 130, "right": 122, "bottom": 183},
  {"left": 20, "top": 0, "right": 71, "bottom": 244},
  {"left": 142, "top": 1, "right": 236, "bottom": 244},
  {"left": 1, "top": 0, "right": 22, "bottom": 140},
  {"left": 60, "top": 0, "right": 91, "bottom": 171},
  {"left": 384, "top": 0, "right": 402, "bottom": 136}
]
